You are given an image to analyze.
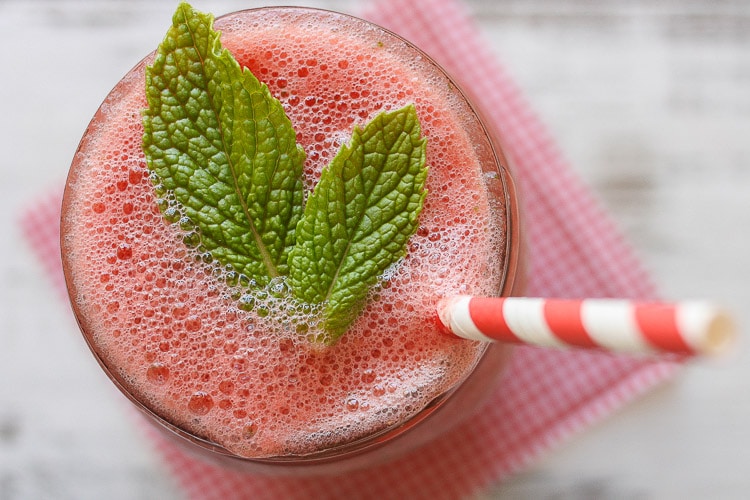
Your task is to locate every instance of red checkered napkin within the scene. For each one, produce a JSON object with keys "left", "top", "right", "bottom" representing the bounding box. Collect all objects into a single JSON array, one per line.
[{"left": 20, "top": 0, "right": 680, "bottom": 498}]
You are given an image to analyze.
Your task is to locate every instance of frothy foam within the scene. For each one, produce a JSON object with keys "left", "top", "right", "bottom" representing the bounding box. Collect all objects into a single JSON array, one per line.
[{"left": 62, "top": 9, "right": 507, "bottom": 458}]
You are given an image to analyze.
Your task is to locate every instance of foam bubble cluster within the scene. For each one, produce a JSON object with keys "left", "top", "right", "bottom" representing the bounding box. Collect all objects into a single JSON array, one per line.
[{"left": 62, "top": 8, "right": 508, "bottom": 458}]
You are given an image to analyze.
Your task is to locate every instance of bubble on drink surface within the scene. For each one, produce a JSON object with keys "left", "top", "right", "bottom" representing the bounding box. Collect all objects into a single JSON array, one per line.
[
  {"left": 62, "top": 8, "right": 508, "bottom": 459},
  {"left": 345, "top": 397, "right": 360, "bottom": 412},
  {"left": 188, "top": 391, "right": 214, "bottom": 416},
  {"left": 146, "top": 363, "right": 170, "bottom": 385}
]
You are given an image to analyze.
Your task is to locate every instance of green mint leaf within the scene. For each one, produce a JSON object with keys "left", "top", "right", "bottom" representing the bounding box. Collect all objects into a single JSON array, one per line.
[
  {"left": 142, "top": 2, "right": 305, "bottom": 285},
  {"left": 288, "top": 105, "right": 428, "bottom": 343}
]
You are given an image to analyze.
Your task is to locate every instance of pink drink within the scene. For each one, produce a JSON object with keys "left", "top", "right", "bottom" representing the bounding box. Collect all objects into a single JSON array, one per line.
[{"left": 62, "top": 8, "right": 520, "bottom": 471}]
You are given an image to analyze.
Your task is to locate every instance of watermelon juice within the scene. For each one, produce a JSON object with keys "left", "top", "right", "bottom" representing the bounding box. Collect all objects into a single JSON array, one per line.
[{"left": 61, "top": 7, "right": 521, "bottom": 472}]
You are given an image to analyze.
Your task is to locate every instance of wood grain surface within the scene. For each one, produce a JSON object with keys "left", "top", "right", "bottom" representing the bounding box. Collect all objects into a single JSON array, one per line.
[{"left": 1, "top": 1, "right": 748, "bottom": 499}]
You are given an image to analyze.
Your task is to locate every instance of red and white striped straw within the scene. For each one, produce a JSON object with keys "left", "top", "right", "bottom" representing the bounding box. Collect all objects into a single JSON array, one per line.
[{"left": 437, "top": 296, "right": 736, "bottom": 356}]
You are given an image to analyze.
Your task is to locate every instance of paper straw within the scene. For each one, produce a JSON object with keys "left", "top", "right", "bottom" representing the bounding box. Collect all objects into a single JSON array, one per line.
[{"left": 437, "top": 296, "right": 736, "bottom": 356}]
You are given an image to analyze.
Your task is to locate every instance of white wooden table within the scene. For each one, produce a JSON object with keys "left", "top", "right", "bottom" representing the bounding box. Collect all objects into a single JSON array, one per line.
[{"left": 2, "top": 1, "right": 748, "bottom": 498}]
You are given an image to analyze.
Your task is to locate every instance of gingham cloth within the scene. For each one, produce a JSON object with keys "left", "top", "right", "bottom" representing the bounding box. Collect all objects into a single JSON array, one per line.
[{"left": 20, "top": 0, "right": 680, "bottom": 498}]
